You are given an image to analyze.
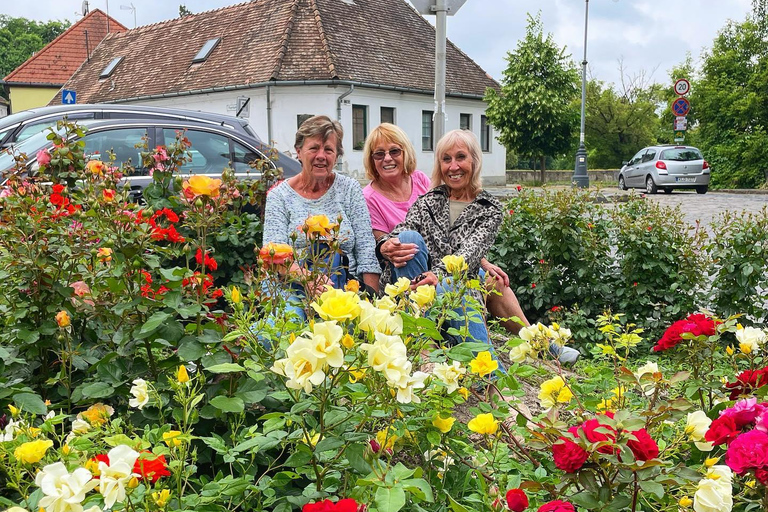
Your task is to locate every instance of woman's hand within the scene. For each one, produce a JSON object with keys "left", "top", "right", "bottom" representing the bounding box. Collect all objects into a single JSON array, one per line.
[
  {"left": 410, "top": 271, "right": 438, "bottom": 290},
  {"left": 380, "top": 237, "right": 419, "bottom": 268},
  {"left": 481, "top": 259, "right": 509, "bottom": 287}
]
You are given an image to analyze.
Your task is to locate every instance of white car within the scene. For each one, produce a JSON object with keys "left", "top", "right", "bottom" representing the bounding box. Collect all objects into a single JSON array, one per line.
[{"left": 618, "top": 145, "right": 710, "bottom": 194}]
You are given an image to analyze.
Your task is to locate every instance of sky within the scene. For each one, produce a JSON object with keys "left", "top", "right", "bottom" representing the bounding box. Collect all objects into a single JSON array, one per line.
[{"left": 3, "top": 0, "right": 755, "bottom": 89}]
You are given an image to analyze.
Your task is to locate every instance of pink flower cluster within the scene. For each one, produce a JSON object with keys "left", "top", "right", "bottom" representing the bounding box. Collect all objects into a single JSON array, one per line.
[
  {"left": 652, "top": 313, "right": 720, "bottom": 352},
  {"left": 705, "top": 398, "right": 768, "bottom": 485}
]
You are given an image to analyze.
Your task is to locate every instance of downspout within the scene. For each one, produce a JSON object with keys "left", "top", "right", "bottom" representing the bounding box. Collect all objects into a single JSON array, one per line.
[
  {"left": 266, "top": 85, "right": 273, "bottom": 144},
  {"left": 336, "top": 85, "right": 354, "bottom": 170}
]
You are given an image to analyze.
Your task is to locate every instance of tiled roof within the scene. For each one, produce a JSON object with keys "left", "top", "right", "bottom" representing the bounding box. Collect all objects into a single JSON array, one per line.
[
  {"left": 4, "top": 9, "right": 127, "bottom": 85},
  {"left": 56, "top": 0, "right": 498, "bottom": 104}
]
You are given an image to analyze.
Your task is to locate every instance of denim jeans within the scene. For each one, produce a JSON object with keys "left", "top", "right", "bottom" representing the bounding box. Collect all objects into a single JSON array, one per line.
[{"left": 391, "top": 230, "right": 491, "bottom": 347}]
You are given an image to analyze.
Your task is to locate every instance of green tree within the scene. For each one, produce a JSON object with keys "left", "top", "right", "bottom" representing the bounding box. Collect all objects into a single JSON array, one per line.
[
  {"left": 179, "top": 5, "right": 193, "bottom": 17},
  {"left": 694, "top": 17, "right": 768, "bottom": 188},
  {"left": 584, "top": 69, "right": 660, "bottom": 169},
  {"left": 484, "top": 13, "right": 579, "bottom": 181},
  {"left": 0, "top": 15, "right": 70, "bottom": 79},
  {"left": 656, "top": 54, "right": 698, "bottom": 146}
]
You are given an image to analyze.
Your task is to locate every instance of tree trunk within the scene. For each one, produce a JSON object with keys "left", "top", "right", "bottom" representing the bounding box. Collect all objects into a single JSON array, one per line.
[{"left": 539, "top": 156, "right": 546, "bottom": 183}]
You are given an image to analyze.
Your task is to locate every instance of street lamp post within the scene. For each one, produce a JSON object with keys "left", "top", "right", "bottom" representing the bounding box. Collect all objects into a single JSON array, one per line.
[{"left": 572, "top": 0, "right": 590, "bottom": 188}]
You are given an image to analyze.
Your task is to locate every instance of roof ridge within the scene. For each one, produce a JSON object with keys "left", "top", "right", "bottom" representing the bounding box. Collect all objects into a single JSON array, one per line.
[
  {"left": 309, "top": 0, "right": 338, "bottom": 79},
  {"left": 4, "top": 8, "right": 127, "bottom": 82},
  {"left": 271, "top": 0, "right": 301, "bottom": 79}
]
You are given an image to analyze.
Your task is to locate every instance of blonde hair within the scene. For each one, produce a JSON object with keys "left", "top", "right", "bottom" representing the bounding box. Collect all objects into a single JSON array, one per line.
[
  {"left": 431, "top": 129, "right": 483, "bottom": 196},
  {"left": 362, "top": 123, "right": 417, "bottom": 181},
  {"left": 294, "top": 115, "right": 344, "bottom": 157}
]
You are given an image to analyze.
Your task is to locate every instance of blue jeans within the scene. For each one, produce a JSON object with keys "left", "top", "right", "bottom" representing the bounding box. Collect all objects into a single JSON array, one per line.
[{"left": 392, "top": 231, "right": 490, "bottom": 347}]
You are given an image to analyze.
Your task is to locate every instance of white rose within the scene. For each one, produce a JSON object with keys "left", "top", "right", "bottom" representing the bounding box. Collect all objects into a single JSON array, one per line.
[
  {"left": 433, "top": 361, "right": 466, "bottom": 393},
  {"left": 736, "top": 326, "right": 767, "bottom": 349},
  {"left": 99, "top": 445, "right": 140, "bottom": 509},
  {"left": 509, "top": 342, "right": 533, "bottom": 363},
  {"left": 395, "top": 371, "right": 429, "bottom": 404},
  {"left": 694, "top": 466, "right": 733, "bottom": 512},
  {"left": 685, "top": 411, "right": 712, "bottom": 442},
  {"left": 36, "top": 462, "right": 98, "bottom": 512},
  {"left": 128, "top": 379, "right": 149, "bottom": 410}
]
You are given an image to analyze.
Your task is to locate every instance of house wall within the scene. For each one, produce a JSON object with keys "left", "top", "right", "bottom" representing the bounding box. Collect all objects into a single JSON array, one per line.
[
  {"left": 0, "top": 103, "right": 7, "bottom": 118},
  {"left": 134, "top": 84, "right": 506, "bottom": 186},
  {"left": 8, "top": 86, "right": 61, "bottom": 113}
]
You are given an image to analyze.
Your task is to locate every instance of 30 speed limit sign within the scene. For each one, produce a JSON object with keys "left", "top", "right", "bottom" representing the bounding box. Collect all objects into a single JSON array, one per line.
[{"left": 674, "top": 78, "right": 691, "bottom": 96}]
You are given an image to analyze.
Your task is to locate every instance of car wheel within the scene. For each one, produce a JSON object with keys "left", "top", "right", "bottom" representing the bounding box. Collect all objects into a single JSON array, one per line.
[
  {"left": 618, "top": 175, "right": 627, "bottom": 190},
  {"left": 696, "top": 186, "right": 708, "bottom": 194},
  {"left": 645, "top": 176, "right": 658, "bottom": 194},
  {"left": 663, "top": 188, "right": 672, "bottom": 194}
]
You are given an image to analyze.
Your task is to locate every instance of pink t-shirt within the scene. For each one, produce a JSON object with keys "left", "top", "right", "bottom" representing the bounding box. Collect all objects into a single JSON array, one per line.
[{"left": 363, "top": 170, "right": 431, "bottom": 233}]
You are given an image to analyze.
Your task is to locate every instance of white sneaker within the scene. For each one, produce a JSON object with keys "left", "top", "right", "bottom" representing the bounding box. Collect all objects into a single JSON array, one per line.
[{"left": 558, "top": 346, "right": 580, "bottom": 364}]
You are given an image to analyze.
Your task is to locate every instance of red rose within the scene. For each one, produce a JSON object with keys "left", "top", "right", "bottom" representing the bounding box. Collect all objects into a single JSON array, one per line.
[
  {"left": 705, "top": 415, "right": 740, "bottom": 446},
  {"left": 725, "top": 430, "right": 768, "bottom": 474},
  {"left": 552, "top": 426, "right": 589, "bottom": 473},
  {"left": 627, "top": 428, "right": 659, "bottom": 461},
  {"left": 756, "top": 467, "right": 768, "bottom": 486},
  {"left": 303, "top": 499, "right": 359, "bottom": 512},
  {"left": 581, "top": 415, "right": 617, "bottom": 454},
  {"left": 725, "top": 368, "right": 768, "bottom": 400},
  {"left": 686, "top": 313, "right": 719, "bottom": 336},
  {"left": 652, "top": 313, "right": 720, "bottom": 352},
  {"left": 538, "top": 501, "right": 575, "bottom": 512},
  {"left": 133, "top": 453, "right": 171, "bottom": 483},
  {"left": 505, "top": 488, "right": 528, "bottom": 512},
  {"left": 652, "top": 319, "right": 688, "bottom": 352}
]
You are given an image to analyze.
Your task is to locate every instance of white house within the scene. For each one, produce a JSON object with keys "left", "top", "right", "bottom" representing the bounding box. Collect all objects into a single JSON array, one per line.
[{"left": 54, "top": 0, "right": 505, "bottom": 184}]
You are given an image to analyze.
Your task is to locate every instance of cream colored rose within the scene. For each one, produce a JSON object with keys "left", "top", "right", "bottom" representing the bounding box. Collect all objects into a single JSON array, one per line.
[
  {"left": 686, "top": 411, "right": 714, "bottom": 451},
  {"left": 385, "top": 277, "right": 411, "bottom": 298},
  {"left": 509, "top": 341, "right": 533, "bottom": 363},
  {"left": 128, "top": 378, "right": 149, "bottom": 410},
  {"left": 735, "top": 326, "right": 766, "bottom": 350},
  {"left": 693, "top": 466, "right": 733, "bottom": 512},
  {"left": 432, "top": 361, "right": 466, "bottom": 393}
]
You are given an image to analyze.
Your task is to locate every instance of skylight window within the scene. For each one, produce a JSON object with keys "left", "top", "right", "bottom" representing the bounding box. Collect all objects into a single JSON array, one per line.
[
  {"left": 192, "top": 38, "right": 221, "bottom": 63},
  {"left": 99, "top": 57, "right": 124, "bottom": 78}
]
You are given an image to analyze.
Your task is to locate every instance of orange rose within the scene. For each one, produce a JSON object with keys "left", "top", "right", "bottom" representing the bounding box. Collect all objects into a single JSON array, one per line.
[
  {"left": 102, "top": 189, "right": 116, "bottom": 202},
  {"left": 56, "top": 310, "right": 71, "bottom": 328},
  {"left": 182, "top": 175, "right": 222, "bottom": 197},
  {"left": 345, "top": 280, "right": 360, "bottom": 293},
  {"left": 259, "top": 242, "right": 294, "bottom": 267},
  {"left": 86, "top": 160, "right": 106, "bottom": 176},
  {"left": 302, "top": 215, "right": 335, "bottom": 238},
  {"left": 97, "top": 247, "right": 113, "bottom": 262}
]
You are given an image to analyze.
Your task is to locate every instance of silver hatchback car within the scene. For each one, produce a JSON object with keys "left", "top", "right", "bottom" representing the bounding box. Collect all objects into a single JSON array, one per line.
[{"left": 618, "top": 145, "right": 710, "bottom": 194}]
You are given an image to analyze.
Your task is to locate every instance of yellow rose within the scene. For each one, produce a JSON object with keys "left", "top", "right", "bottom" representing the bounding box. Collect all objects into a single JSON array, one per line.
[
  {"left": 56, "top": 310, "right": 71, "bottom": 328},
  {"left": 163, "top": 430, "right": 183, "bottom": 447},
  {"left": 432, "top": 414, "right": 455, "bottom": 433},
  {"left": 183, "top": 175, "right": 222, "bottom": 197},
  {"left": 86, "top": 159, "right": 106, "bottom": 176},
  {"left": 341, "top": 334, "right": 355, "bottom": 349},
  {"left": 679, "top": 496, "right": 693, "bottom": 507},
  {"left": 469, "top": 351, "right": 498, "bottom": 377},
  {"left": 467, "top": 413, "right": 498, "bottom": 435},
  {"left": 457, "top": 387, "right": 470, "bottom": 400},
  {"left": 8, "top": 404, "right": 20, "bottom": 417},
  {"left": 345, "top": 280, "right": 360, "bottom": 293},
  {"left": 442, "top": 254, "right": 468, "bottom": 274},
  {"left": 704, "top": 457, "right": 720, "bottom": 467},
  {"left": 302, "top": 431, "right": 321, "bottom": 447},
  {"left": 311, "top": 288, "right": 361, "bottom": 322},
  {"left": 375, "top": 295, "right": 397, "bottom": 313},
  {"left": 79, "top": 403, "right": 114, "bottom": 427},
  {"left": 97, "top": 247, "right": 113, "bottom": 262},
  {"left": 153, "top": 489, "right": 171, "bottom": 507},
  {"left": 177, "top": 365, "right": 190, "bottom": 384},
  {"left": 725, "top": 345, "right": 734, "bottom": 356},
  {"left": 411, "top": 284, "right": 436, "bottom": 308},
  {"left": 14, "top": 439, "right": 53, "bottom": 464},
  {"left": 376, "top": 428, "right": 398, "bottom": 452},
  {"left": 538, "top": 376, "right": 573, "bottom": 409},
  {"left": 385, "top": 277, "right": 411, "bottom": 298},
  {"left": 348, "top": 367, "right": 366, "bottom": 383},
  {"left": 230, "top": 286, "right": 242, "bottom": 304},
  {"left": 739, "top": 341, "right": 754, "bottom": 355},
  {"left": 303, "top": 214, "right": 335, "bottom": 237}
]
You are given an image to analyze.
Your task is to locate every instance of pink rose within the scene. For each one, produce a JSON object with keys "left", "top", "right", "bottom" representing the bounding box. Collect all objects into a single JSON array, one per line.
[
  {"left": 37, "top": 149, "right": 51, "bottom": 166},
  {"left": 722, "top": 398, "right": 767, "bottom": 428},
  {"left": 755, "top": 410, "right": 768, "bottom": 433},
  {"left": 725, "top": 430, "right": 768, "bottom": 474}
]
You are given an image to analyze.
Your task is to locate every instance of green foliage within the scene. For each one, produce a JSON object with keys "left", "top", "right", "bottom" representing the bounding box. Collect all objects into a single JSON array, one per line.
[
  {"left": 0, "top": 15, "right": 70, "bottom": 79},
  {"left": 484, "top": 13, "right": 579, "bottom": 179},
  {"left": 694, "top": 17, "right": 768, "bottom": 188},
  {"left": 585, "top": 77, "right": 660, "bottom": 169}
]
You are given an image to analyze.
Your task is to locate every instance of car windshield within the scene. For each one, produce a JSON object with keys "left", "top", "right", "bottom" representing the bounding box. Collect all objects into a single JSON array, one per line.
[
  {"left": 0, "top": 128, "right": 62, "bottom": 174},
  {"left": 660, "top": 148, "right": 703, "bottom": 161}
]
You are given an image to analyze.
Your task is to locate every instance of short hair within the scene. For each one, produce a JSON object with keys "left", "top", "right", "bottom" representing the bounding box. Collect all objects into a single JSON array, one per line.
[
  {"left": 362, "top": 123, "right": 417, "bottom": 181},
  {"left": 431, "top": 129, "right": 483, "bottom": 195},
  {"left": 294, "top": 115, "right": 344, "bottom": 157}
]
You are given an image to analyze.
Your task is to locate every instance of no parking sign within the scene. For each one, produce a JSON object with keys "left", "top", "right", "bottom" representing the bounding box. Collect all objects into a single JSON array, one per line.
[{"left": 672, "top": 97, "right": 690, "bottom": 117}]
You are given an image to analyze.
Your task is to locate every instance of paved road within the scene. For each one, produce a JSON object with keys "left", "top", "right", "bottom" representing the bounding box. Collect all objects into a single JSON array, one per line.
[{"left": 486, "top": 186, "right": 768, "bottom": 229}]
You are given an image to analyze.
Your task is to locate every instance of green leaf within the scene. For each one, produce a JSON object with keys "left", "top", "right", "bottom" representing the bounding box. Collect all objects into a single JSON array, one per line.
[
  {"left": 569, "top": 491, "right": 601, "bottom": 509},
  {"left": 447, "top": 493, "right": 469, "bottom": 512},
  {"left": 401, "top": 478, "right": 434, "bottom": 502},
  {"left": 81, "top": 382, "right": 115, "bottom": 399},
  {"left": 209, "top": 396, "right": 244, "bottom": 414},
  {"left": 638, "top": 480, "right": 665, "bottom": 499},
  {"left": 138, "top": 311, "right": 171, "bottom": 336},
  {"left": 205, "top": 363, "right": 245, "bottom": 374},
  {"left": 177, "top": 337, "right": 206, "bottom": 361},
  {"left": 375, "top": 486, "right": 406, "bottom": 512},
  {"left": 284, "top": 445, "right": 312, "bottom": 467},
  {"left": 315, "top": 437, "right": 344, "bottom": 453},
  {"left": 13, "top": 392, "right": 48, "bottom": 415}
]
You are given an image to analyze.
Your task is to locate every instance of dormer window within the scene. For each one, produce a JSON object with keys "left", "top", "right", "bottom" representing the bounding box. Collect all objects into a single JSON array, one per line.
[
  {"left": 192, "top": 38, "right": 221, "bottom": 63},
  {"left": 100, "top": 57, "right": 124, "bottom": 78}
]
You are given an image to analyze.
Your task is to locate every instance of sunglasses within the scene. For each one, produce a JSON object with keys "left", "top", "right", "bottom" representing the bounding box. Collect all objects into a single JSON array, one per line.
[{"left": 372, "top": 148, "right": 403, "bottom": 160}]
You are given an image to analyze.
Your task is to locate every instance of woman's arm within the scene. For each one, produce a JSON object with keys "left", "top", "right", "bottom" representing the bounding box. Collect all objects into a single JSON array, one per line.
[
  {"left": 262, "top": 187, "right": 291, "bottom": 244},
  {"left": 346, "top": 181, "right": 382, "bottom": 277}
]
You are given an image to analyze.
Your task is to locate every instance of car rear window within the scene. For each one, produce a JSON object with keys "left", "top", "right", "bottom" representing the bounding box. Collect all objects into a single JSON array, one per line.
[{"left": 660, "top": 148, "right": 703, "bottom": 161}]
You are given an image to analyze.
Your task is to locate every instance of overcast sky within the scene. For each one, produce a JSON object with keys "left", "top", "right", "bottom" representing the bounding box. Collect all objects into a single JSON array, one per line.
[{"left": 4, "top": 0, "right": 754, "bottom": 89}]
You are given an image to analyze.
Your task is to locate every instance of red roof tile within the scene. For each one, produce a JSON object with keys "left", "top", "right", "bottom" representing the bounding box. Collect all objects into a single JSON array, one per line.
[
  {"left": 4, "top": 9, "right": 127, "bottom": 85},
  {"left": 55, "top": 0, "right": 498, "bottom": 104}
]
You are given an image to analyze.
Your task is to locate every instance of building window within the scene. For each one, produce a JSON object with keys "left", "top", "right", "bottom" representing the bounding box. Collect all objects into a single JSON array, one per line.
[
  {"left": 480, "top": 115, "right": 491, "bottom": 152},
  {"left": 422, "top": 111, "right": 434, "bottom": 151},
  {"left": 460, "top": 113, "right": 471, "bottom": 131},
  {"left": 297, "top": 114, "right": 314, "bottom": 129},
  {"left": 352, "top": 105, "right": 367, "bottom": 150},
  {"left": 381, "top": 107, "right": 395, "bottom": 124}
]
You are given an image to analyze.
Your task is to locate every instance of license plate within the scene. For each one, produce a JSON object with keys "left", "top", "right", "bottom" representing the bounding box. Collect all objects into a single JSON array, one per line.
[{"left": 676, "top": 177, "right": 696, "bottom": 183}]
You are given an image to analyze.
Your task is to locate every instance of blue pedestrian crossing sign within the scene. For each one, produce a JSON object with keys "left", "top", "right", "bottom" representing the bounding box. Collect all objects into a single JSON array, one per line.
[{"left": 62, "top": 89, "right": 77, "bottom": 104}]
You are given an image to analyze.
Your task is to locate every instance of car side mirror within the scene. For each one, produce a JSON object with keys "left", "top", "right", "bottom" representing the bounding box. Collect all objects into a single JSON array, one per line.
[{"left": 622, "top": 161, "right": 628, "bottom": 165}]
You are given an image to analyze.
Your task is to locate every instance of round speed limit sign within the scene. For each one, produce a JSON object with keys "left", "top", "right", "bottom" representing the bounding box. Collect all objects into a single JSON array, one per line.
[{"left": 674, "top": 78, "right": 691, "bottom": 96}]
